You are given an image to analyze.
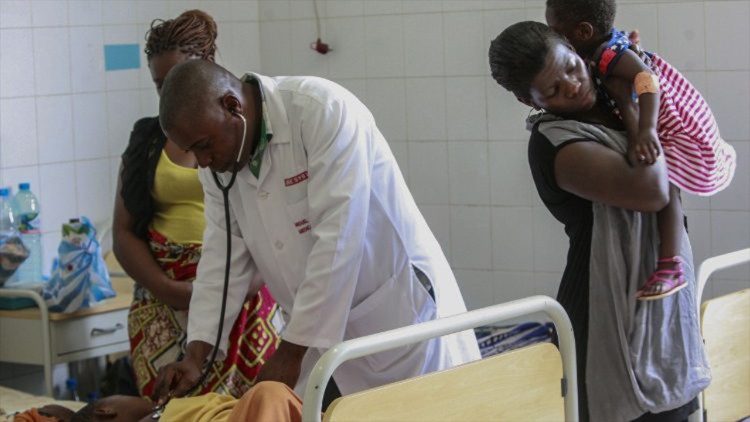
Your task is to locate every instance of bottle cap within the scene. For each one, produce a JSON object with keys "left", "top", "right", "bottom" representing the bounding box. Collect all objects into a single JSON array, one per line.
[
  {"left": 0, "top": 188, "right": 9, "bottom": 197},
  {"left": 18, "top": 183, "right": 30, "bottom": 190}
]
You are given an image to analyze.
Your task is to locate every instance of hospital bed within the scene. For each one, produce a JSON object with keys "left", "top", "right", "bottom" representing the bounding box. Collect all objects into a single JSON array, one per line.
[
  {"left": 696, "top": 248, "right": 750, "bottom": 422},
  {"left": 302, "top": 295, "right": 578, "bottom": 422},
  {"left": 0, "top": 385, "right": 86, "bottom": 421}
]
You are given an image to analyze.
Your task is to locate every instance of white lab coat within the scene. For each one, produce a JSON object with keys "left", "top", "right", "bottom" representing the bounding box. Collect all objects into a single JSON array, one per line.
[{"left": 189, "top": 73, "right": 480, "bottom": 395}]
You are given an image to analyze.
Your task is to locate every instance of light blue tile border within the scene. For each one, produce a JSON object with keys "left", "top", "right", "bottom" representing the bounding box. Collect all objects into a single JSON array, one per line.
[{"left": 104, "top": 44, "right": 141, "bottom": 71}]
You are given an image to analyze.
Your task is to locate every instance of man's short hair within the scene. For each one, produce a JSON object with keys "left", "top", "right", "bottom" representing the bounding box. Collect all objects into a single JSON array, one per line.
[
  {"left": 546, "top": 0, "right": 616, "bottom": 35},
  {"left": 158, "top": 59, "right": 239, "bottom": 133}
]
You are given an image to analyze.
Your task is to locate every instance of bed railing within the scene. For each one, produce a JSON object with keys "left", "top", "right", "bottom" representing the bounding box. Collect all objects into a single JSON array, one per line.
[{"left": 302, "top": 295, "right": 578, "bottom": 422}]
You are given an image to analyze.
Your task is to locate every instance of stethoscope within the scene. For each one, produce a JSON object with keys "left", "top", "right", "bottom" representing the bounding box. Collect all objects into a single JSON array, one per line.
[{"left": 151, "top": 111, "right": 248, "bottom": 420}]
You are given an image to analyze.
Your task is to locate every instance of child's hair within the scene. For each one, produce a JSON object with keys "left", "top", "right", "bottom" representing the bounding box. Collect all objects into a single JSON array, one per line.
[
  {"left": 144, "top": 9, "right": 218, "bottom": 61},
  {"left": 546, "top": 0, "right": 616, "bottom": 35},
  {"left": 70, "top": 403, "right": 95, "bottom": 422},
  {"left": 488, "top": 21, "right": 567, "bottom": 99}
]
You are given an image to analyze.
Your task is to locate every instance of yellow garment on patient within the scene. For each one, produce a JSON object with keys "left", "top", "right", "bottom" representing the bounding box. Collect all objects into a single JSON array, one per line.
[
  {"left": 151, "top": 149, "right": 205, "bottom": 244},
  {"left": 160, "top": 393, "right": 237, "bottom": 422}
]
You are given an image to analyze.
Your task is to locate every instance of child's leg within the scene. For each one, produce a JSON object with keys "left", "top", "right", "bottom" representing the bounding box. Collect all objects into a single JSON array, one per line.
[
  {"left": 657, "top": 184, "right": 683, "bottom": 260},
  {"left": 637, "top": 184, "right": 688, "bottom": 300}
]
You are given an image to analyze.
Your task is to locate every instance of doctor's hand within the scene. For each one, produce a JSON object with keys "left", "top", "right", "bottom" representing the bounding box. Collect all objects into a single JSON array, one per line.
[
  {"left": 153, "top": 341, "right": 212, "bottom": 405},
  {"left": 255, "top": 340, "right": 308, "bottom": 390}
]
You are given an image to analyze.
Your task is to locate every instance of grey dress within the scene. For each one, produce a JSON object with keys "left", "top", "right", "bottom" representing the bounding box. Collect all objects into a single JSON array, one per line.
[{"left": 527, "top": 114, "right": 711, "bottom": 421}]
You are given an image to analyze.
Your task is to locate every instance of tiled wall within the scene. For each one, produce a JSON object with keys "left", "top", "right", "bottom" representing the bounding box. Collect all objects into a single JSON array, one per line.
[
  {"left": 257, "top": 0, "right": 750, "bottom": 309},
  {"left": 0, "top": 0, "right": 261, "bottom": 277}
]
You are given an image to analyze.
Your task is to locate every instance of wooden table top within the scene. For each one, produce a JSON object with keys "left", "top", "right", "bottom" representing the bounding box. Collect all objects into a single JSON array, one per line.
[{"left": 0, "top": 276, "right": 133, "bottom": 321}]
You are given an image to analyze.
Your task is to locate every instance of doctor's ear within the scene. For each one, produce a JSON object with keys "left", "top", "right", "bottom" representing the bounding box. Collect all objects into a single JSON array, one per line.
[{"left": 220, "top": 94, "right": 243, "bottom": 117}]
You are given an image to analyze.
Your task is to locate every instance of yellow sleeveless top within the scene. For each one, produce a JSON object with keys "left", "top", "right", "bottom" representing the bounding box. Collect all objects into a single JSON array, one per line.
[{"left": 151, "top": 149, "right": 205, "bottom": 244}]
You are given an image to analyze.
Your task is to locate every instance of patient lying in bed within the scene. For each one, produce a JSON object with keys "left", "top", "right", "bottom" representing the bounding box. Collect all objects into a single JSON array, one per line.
[{"left": 13, "top": 381, "right": 303, "bottom": 422}]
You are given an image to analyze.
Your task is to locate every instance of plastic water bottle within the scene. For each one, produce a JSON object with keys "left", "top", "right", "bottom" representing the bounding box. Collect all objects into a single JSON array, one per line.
[
  {"left": 12, "top": 183, "right": 43, "bottom": 283},
  {"left": 66, "top": 378, "right": 81, "bottom": 401},
  {"left": 0, "top": 187, "right": 19, "bottom": 285}
]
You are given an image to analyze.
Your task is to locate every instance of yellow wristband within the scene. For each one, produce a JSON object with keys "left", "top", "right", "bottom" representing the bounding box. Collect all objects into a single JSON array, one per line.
[{"left": 634, "top": 71, "right": 659, "bottom": 96}]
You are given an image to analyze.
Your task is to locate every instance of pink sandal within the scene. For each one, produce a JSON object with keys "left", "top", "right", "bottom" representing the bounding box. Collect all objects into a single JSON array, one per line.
[{"left": 636, "top": 256, "right": 688, "bottom": 301}]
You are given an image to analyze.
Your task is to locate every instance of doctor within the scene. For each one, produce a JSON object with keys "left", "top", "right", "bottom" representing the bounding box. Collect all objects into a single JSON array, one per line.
[{"left": 153, "top": 60, "right": 480, "bottom": 400}]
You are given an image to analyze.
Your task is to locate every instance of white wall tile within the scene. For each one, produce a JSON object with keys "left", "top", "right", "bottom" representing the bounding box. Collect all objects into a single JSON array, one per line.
[
  {"left": 337, "top": 79, "right": 367, "bottom": 104},
  {"left": 73, "top": 93, "right": 108, "bottom": 160},
  {"left": 454, "top": 269, "right": 494, "bottom": 310},
  {"left": 489, "top": 142, "right": 532, "bottom": 206},
  {"left": 31, "top": 0, "right": 68, "bottom": 27},
  {"left": 534, "top": 271, "right": 561, "bottom": 298},
  {"left": 325, "top": 0, "right": 363, "bottom": 17},
  {"left": 364, "top": 0, "right": 401, "bottom": 15},
  {"left": 198, "top": 0, "right": 241, "bottom": 23},
  {"left": 483, "top": 8, "right": 527, "bottom": 60},
  {"left": 401, "top": 0, "right": 442, "bottom": 14},
  {"left": 102, "top": 0, "right": 138, "bottom": 25},
  {"left": 69, "top": 26, "right": 105, "bottom": 93},
  {"left": 75, "top": 159, "right": 113, "bottom": 225},
  {"left": 0, "top": 29, "right": 35, "bottom": 98},
  {"left": 107, "top": 90, "right": 142, "bottom": 157},
  {"left": 259, "top": 0, "right": 290, "bottom": 20},
  {"left": 485, "top": 78, "right": 529, "bottom": 142},
  {"left": 657, "top": 3, "right": 705, "bottom": 71},
  {"left": 448, "top": 141, "right": 489, "bottom": 205},
  {"left": 364, "top": 15, "right": 404, "bottom": 77},
  {"left": 68, "top": 0, "right": 102, "bottom": 26},
  {"left": 33, "top": 28, "right": 71, "bottom": 96},
  {"left": 136, "top": 0, "right": 170, "bottom": 25},
  {"left": 711, "top": 141, "right": 749, "bottom": 211},
  {"left": 614, "top": 3, "right": 659, "bottom": 53},
  {"left": 103, "top": 25, "right": 142, "bottom": 91},
  {"left": 482, "top": 1, "right": 524, "bottom": 10},
  {"left": 140, "top": 88, "right": 158, "bottom": 117},
  {"left": 493, "top": 270, "right": 533, "bottom": 304},
  {"left": 218, "top": 22, "right": 262, "bottom": 74},
  {"left": 420, "top": 204, "right": 451, "bottom": 260},
  {"left": 289, "top": 19, "right": 328, "bottom": 77},
  {"left": 705, "top": 1, "right": 750, "bottom": 70},
  {"left": 532, "top": 206, "right": 568, "bottom": 272},
  {"left": 388, "top": 141, "right": 408, "bottom": 182},
  {"left": 39, "top": 162, "right": 78, "bottom": 234},
  {"left": 408, "top": 141, "right": 448, "bottom": 204},
  {"left": 36, "top": 95, "right": 75, "bottom": 164},
  {"left": 327, "top": 17, "right": 366, "bottom": 79},
  {"left": 710, "top": 211, "right": 750, "bottom": 280},
  {"left": 444, "top": 11, "right": 485, "bottom": 76},
  {"left": 450, "top": 205, "right": 492, "bottom": 270},
  {"left": 167, "top": 0, "right": 202, "bottom": 17},
  {"left": 442, "top": 0, "right": 483, "bottom": 12},
  {"left": 289, "top": 0, "right": 317, "bottom": 19},
  {"left": 403, "top": 13, "right": 443, "bottom": 76},
  {"left": 492, "top": 207, "right": 533, "bottom": 271},
  {"left": 705, "top": 71, "right": 750, "bottom": 141},
  {"left": 406, "top": 77, "right": 446, "bottom": 140},
  {"left": 1, "top": 98, "right": 38, "bottom": 168},
  {"left": 365, "top": 78, "right": 407, "bottom": 141},
  {"left": 110, "top": 156, "right": 121, "bottom": 196},
  {"left": 230, "top": 0, "right": 260, "bottom": 21},
  {"left": 685, "top": 209, "right": 712, "bottom": 271},
  {"left": 446, "top": 76, "right": 487, "bottom": 141},
  {"left": 0, "top": 0, "right": 32, "bottom": 29},
  {"left": 259, "top": 21, "right": 292, "bottom": 75}
]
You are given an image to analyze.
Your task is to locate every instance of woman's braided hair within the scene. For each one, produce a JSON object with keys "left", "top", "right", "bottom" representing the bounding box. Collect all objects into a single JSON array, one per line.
[{"left": 144, "top": 9, "right": 218, "bottom": 61}]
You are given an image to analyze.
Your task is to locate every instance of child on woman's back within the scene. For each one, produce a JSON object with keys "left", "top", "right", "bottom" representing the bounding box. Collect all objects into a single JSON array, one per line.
[{"left": 545, "top": 0, "right": 736, "bottom": 300}]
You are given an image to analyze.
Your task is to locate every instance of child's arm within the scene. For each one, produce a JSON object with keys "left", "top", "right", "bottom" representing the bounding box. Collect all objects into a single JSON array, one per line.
[{"left": 605, "top": 48, "right": 661, "bottom": 166}]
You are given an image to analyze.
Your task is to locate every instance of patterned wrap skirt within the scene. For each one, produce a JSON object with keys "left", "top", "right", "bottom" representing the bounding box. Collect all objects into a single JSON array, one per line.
[{"left": 127, "top": 229, "right": 280, "bottom": 398}]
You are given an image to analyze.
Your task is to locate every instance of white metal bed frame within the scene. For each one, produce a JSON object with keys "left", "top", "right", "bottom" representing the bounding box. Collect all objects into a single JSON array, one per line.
[{"left": 302, "top": 295, "right": 578, "bottom": 422}]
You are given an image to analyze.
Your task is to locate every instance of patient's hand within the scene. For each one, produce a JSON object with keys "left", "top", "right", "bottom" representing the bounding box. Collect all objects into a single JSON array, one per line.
[
  {"left": 38, "top": 404, "right": 75, "bottom": 421},
  {"left": 255, "top": 340, "right": 308, "bottom": 389}
]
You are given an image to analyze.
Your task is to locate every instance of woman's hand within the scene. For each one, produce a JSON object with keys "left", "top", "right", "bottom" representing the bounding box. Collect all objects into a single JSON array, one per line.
[{"left": 152, "top": 278, "right": 192, "bottom": 310}]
